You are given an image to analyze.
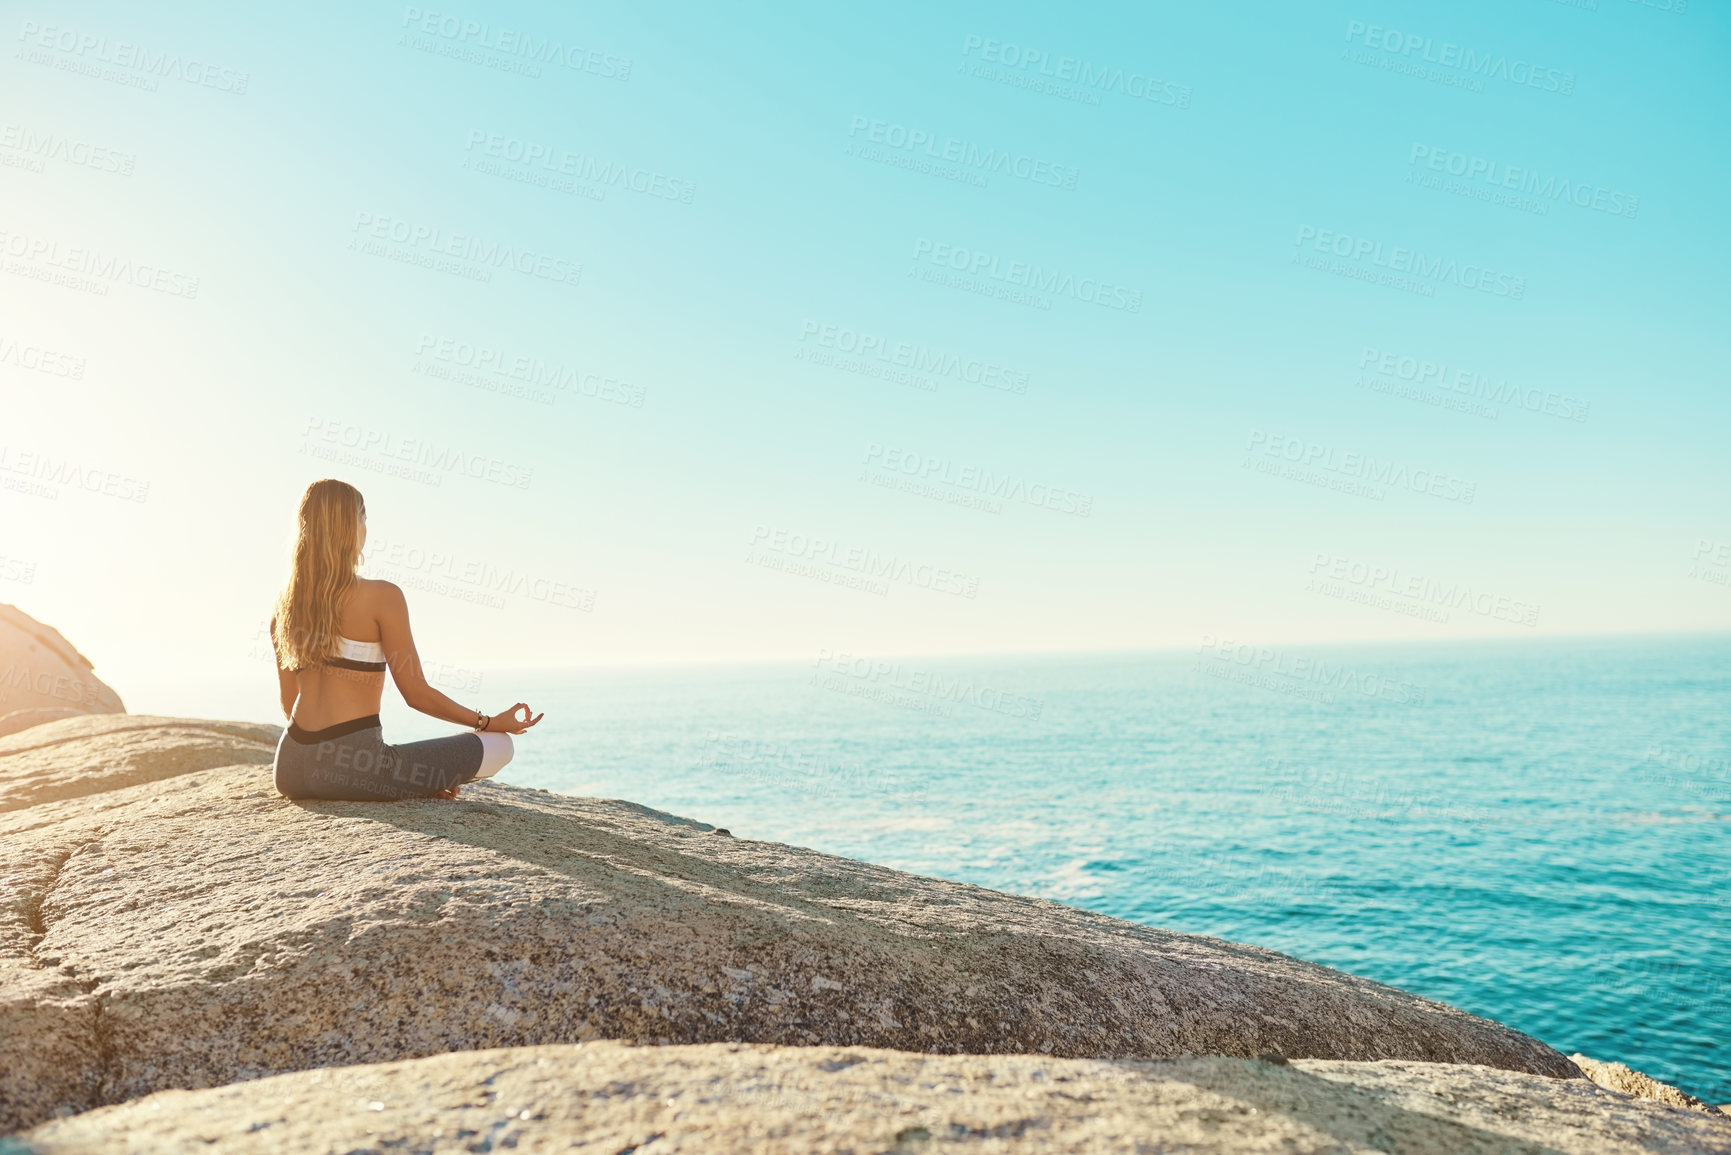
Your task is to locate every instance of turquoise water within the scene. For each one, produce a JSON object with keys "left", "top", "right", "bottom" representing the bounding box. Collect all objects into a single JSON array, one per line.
[{"left": 430, "top": 636, "right": 1729, "bottom": 1101}]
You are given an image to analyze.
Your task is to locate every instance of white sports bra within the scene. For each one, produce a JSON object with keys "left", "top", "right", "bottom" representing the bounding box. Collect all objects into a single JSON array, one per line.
[{"left": 328, "top": 634, "right": 387, "bottom": 672}]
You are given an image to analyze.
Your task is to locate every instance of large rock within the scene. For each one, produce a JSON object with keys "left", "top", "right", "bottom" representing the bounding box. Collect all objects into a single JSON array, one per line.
[
  {"left": 0, "top": 720, "right": 1583, "bottom": 1134},
  {"left": 1572, "top": 1053, "right": 1727, "bottom": 1117},
  {"left": 10, "top": 1042, "right": 1729, "bottom": 1154},
  {"left": 0, "top": 606, "right": 124, "bottom": 739},
  {"left": 0, "top": 714, "right": 278, "bottom": 812}
]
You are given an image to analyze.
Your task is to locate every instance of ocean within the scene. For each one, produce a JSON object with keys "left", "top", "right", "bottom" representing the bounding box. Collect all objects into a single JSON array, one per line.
[{"left": 395, "top": 635, "right": 1729, "bottom": 1101}]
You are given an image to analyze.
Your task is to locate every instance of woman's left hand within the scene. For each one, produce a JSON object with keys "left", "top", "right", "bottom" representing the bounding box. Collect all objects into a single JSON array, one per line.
[{"left": 485, "top": 703, "right": 544, "bottom": 734}]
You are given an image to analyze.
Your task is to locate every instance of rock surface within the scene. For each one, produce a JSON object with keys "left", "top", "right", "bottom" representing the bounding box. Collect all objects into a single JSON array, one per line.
[
  {"left": 0, "top": 718, "right": 1583, "bottom": 1134},
  {"left": 9, "top": 1041, "right": 1729, "bottom": 1155},
  {"left": 1572, "top": 1052, "right": 1728, "bottom": 1117},
  {"left": 0, "top": 606, "right": 124, "bottom": 739},
  {"left": 0, "top": 714, "right": 277, "bottom": 812}
]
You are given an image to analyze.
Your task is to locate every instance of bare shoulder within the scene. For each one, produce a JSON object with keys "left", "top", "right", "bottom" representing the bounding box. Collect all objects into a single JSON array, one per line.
[
  {"left": 354, "top": 577, "right": 407, "bottom": 611},
  {"left": 350, "top": 579, "right": 409, "bottom": 644}
]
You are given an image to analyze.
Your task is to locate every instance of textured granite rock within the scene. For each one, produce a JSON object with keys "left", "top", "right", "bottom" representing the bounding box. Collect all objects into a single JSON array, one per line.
[
  {"left": 0, "top": 606, "right": 124, "bottom": 739},
  {"left": 1572, "top": 1052, "right": 1728, "bottom": 1117},
  {"left": 9, "top": 1042, "right": 1728, "bottom": 1154},
  {"left": 0, "top": 719, "right": 1585, "bottom": 1134},
  {"left": 0, "top": 714, "right": 278, "bottom": 812}
]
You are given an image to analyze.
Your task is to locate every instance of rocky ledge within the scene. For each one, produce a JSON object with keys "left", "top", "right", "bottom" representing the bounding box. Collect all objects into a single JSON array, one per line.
[
  {"left": 10, "top": 1042, "right": 1731, "bottom": 1155},
  {"left": 1, "top": 714, "right": 1724, "bottom": 1151}
]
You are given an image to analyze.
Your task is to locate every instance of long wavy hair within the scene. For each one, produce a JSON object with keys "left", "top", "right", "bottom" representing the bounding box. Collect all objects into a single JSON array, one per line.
[{"left": 273, "top": 479, "right": 365, "bottom": 671}]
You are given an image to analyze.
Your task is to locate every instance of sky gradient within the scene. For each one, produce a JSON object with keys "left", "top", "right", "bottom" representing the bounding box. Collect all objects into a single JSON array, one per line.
[{"left": 3, "top": 0, "right": 1727, "bottom": 716}]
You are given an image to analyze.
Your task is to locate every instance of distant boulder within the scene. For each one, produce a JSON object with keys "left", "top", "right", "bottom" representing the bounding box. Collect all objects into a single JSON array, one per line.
[{"left": 0, "top": 605, "right": 124, "bottom": 738}]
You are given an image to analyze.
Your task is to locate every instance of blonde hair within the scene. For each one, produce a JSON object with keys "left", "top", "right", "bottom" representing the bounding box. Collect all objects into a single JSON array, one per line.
[{"left": 272, "top": 479, "right": 365, "bottom": 671}]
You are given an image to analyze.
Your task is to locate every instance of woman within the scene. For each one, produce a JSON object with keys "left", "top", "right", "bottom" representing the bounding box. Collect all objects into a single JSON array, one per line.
[{"left": 270, "top": 478, "right": 542, "bottom": 800}]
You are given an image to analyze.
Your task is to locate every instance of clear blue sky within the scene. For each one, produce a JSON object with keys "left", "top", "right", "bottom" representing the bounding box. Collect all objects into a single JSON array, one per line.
[{"left": 3, "top": 0, "right": 1727, "bottom": 712}]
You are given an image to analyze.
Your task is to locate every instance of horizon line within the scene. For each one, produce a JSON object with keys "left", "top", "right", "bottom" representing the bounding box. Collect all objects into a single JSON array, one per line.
[{"left": 474, "top": 625, "right": 1731, "bottom": 675}]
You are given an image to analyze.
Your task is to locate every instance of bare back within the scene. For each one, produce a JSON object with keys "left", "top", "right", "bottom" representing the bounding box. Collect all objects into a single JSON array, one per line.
[
  {"left": 275, "top": 574, "right": 491, "bottom": 738},
  {"left": 280, "top": 579, "right": 390, "bottom": 730}
]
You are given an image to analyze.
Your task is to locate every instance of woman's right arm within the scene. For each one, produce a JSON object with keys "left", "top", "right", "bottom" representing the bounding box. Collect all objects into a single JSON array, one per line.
[
  {"left": 269, "top": 614, "right": 298, "bottom": 721},
  {"left": 373, "top": 581, "right": 542, "bottom": 733}
]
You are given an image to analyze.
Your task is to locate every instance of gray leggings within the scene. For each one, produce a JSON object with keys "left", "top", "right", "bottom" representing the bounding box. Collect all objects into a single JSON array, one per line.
[{"left": 273, "top": 714, "right": 511, "bottom": 800}]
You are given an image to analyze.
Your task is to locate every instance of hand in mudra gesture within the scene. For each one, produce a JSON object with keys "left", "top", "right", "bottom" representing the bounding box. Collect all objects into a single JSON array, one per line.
[
  {"left": 483, "top": 702, "right": 543, "bottom": 734},
  {"left": 435, "top": 703, "right": 543, "bottom": 798}
]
